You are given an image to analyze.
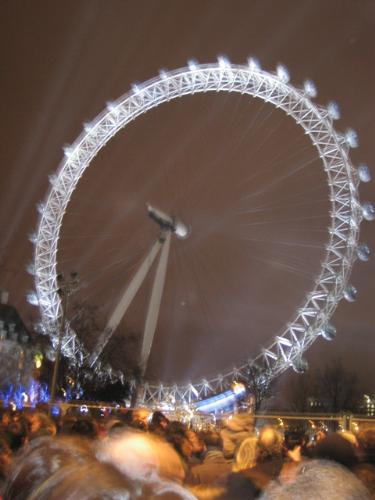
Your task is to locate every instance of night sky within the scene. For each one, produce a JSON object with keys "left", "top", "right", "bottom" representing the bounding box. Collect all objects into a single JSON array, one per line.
[{"left": 0, "top": 0, "right": 374, "bottom": 389}]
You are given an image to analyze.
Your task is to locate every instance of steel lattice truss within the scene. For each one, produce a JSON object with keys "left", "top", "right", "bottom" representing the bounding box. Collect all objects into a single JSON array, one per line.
[{"left": 32, "top": 59, "right": 371, "bottom": 407}]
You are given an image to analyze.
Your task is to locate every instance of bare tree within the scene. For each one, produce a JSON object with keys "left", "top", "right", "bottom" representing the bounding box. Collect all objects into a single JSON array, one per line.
[
  {"left": 316, "top": 358, "right": 361, "bottom": 413},
  {"left": 245, "top": 365, "right": 274, "bottom": 411},
  {"left": 284, "top": 371, "right": 318, "bottom": 412}
]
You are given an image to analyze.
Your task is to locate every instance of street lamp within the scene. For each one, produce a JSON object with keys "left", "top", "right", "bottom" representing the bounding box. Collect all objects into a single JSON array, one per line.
[{"left": 50, "top": 271, "right": 79, "bottom": 407}]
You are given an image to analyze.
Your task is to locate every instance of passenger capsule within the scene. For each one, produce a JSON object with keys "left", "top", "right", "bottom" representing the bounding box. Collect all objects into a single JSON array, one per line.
[
  {"left": 303, "top": 80, "right": 317, "bottom": 98},
  {"left": 357, "top": 243, "right": 370, "bottom": 262},
  {"left": 344, "top": 284, "right": 358, "bottom": 302},
  {"left": 292, "top": 357, "right": 309, "bottom": 373},
  {"left": 362, "top": 201, "right": 375, "bottom": 221},
  {"left": 358, "top": 164, "right": 372, "bottom": 183},
  {"left": 320, "top": 323, "right": 337, "bottom": 341}
]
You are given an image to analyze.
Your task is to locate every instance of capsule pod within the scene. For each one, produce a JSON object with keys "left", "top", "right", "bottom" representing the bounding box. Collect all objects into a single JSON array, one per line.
[
  {"left": 344, "top": 284, "right": 358, "bottom": 302},
  {"left": 292, "top": 357, "right": 309, "bottom": 373},
  {"left": 362, "top": 201, "right": 375, "bottom": 221},
  {"left": 327, "top": 101, "right": 340, "bottom": 120},
  {"left": 357, "top": 243, "right": 370, "bottom": 262},
  {"left": 358, "top": 164, "right": 372, "bottom": 183},
  {"left": 247, "top": 57, "right": 261, "bottom": 71},
  {"left": 187, "top": 58, "right": 199, "bottom": 70},
  {"left": 320, "top": 323, "right": 337, "bottom": 341},
  {"left": 303, "top": 80, "right": 317, "bottom": 98},
  {"left": 345, "top": 128, "right": 358, "bottom": 148},
  {"left": 276, "top": 64, "right": 290, "bottom": 83}
]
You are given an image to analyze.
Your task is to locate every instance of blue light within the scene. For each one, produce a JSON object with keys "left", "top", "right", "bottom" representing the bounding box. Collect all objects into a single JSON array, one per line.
[
  {"left": 195, "top": 385, "right": 246, "bottom": 413},
  {"left": 51, "top": 405, "right": 60, "bottom": 417}
]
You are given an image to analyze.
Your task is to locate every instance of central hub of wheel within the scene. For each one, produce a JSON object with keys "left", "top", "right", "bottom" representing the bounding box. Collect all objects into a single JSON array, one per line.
[{"left": 147, "top": 203, "right": 190, "bottom": 239}]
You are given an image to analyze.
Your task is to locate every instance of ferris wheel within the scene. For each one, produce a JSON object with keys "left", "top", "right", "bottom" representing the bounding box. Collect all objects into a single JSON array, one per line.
[{"left": 31, "top": 58, "right": 373, "bottom": 407}]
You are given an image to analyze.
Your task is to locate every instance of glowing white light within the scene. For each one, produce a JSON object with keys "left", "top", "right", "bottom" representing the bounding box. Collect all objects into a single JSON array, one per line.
[
  {"left": 292, "top": 357, "right": 309, "bottom": 373},
  {"left": 29, "top": 232, "right": 37, "bottom": 244},
  {"left": 320, "top": 323, "right": 337, "bottom": 341},
  {"left": 362, "top": 201, "right": 375, "bottom": 221},
  {"left": 303, "top": 80, "right": 317, "bottom": 98},
  {"left": 358, "top": 164, "right": 371, "bottom": 183},
  {"left": 159, "top": 69, "right": 168, "bottom": 79},
  {"left": 131, "top": 82, "right": 142, "bottom": 93},
  {"left": 217, "top": 55, "right": 231, "bottom": 68},
  {"left": 232, "top": 382, "right": 246, "bottom": 395},
  {"left": 45, "top": 346, "right": 56, "bottom": 362},
  {"left": 187, "top": 58, "right": 199, "bottom": 70},
  {"left": 345, "top": 128, "right": 358, "bottom": 148},
  {"left": 357, "top": 243, "right": 370, "bottom": 262},
  {"left": 247, "top": 57, "right": 261, "bottom": 71},
  {"left": 344, "top": 284, "right": 358, "bottom": 302},
  {"left": 36, "top": 202, "right": 45, "bottom": 215},
  {"left": 327, "top": 101, "right": 341, "bottom": 120},
  {"left": 189, "top": 384, "right": 199, "bottom": 398},
  {"left": 83, "top": 122, "right": 94, "bottom": 133},
  {"left": 26, "top": 263, "right": 35, "bottom": 276},
  {"left": 63, "top": 145, "right": 74, "bottom": 157},
  {"left": 174, "top": 219, "right": 189, "bottom": 239},
  {"left": 48, "top": 174, "right": 58, "bottom": 186},
  {"left": 276, "top": 64, "right": 290, "bottom": 83},
  {"left": 106, "top": 101, "right": 117, "bottom": 112},
  {"left": 26, "top": 291, "right": 39, "bottom": 306}
]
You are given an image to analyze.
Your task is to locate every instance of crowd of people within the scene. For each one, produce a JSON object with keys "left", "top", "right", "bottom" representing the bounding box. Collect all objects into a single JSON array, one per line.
[{"left": 0, "top": 405, "right": 374, "bottom": 499}]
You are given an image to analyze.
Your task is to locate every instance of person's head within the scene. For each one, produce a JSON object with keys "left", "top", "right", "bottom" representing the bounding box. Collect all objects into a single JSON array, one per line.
[
  {"left": 357, "top": 428, "right": 375, "bottom": 464},
  {"left": 26, "top": 461, "right": 132, "bottom": 500},
  {"left": 4, "top": 435, "right": 94, "bottom": 500},
  {"left": 224, "top": 413, "right": 254, "bottom": 433},
  {"left": 1, "top": 411, "right": 11, "bottom": 427},
  {"left": 234, "top": 436, "right": 258, "bottom": 471},
  {"left": 132, "top": 408, "right": 150, "bottom": 431},
  {"left": 200, "top": 430, "right": 223, "bottom": 451},
  {"left": 312, "top": 432, "right": 358, "bottom": 468},
  {"left": 169, "top": 433, "right": 194, "bottom": 461},
  {"left": 150, "top": 411, "right": 169, "bottom": 431},
  {"left": 28, "top": 412, "right": 56, "bottom": 438},
  {"left": 283, "top": 431, "right": 307, "bottom": 452},
  {"left": 70, "top": 416, "right": 98, "bottom": 439},
  {"left": 257, "top": 427, "right": 283, "bottom": 461},
  {"left": 353, "top": 463, "right": 375, "bottom": 498},
  {"left": 7, "top": 416, "right": 28, "bottom": 452},
  {"left": 27, "top": 458, "right": 197, "bottom": 499},
  {"left": 0, "top": 436, "right": 12, "bottom": 479},
  {"left": 186, "top": 429, "right": 205, "bottom": 456},
  {"left": 96, "top": 428, "right": 186, "bottom": 484},
  {"left": 261, "top": 459, "right": 371, "bottom": 499}
]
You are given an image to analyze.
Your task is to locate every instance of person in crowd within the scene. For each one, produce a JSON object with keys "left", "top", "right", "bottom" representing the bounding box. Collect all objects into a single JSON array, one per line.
[
  {"left": 0, "top": 437, "right": 12, "bottom": 495},
  {"left": 149, "top": 411, "right": 170, "bottom": 436},
  {"left": 311, "top": 431, "right": 358, "bottom": 469},
  {"left": 27, "top": 459, "right": 197, "bottom": 500},
  {"left": 27, "top": 411, "right": 57, "bottom": 440},
  {"left": 282, "top": 430, "right": 307, "bottom": 463},
  {"left": 353, "top": 427, "right": 375, "bottom": 498},
  {"left": 186, "top": 429, "right": 206, "bottom": 465},
  {"left": 3, "top": 435, "right": 94, "bottom": 500},
  {"left": 220, "top": 413, "right": 254, "bottom": 460},
  {"left": 261, "top": 459, "right": 371, "bottom": 499},
  {"left": 96, "top": 428, "right": 187, "bottom": 485},
  {"left": 233, "top": 435, "right": 258, "bottom": 471},
  {"left": 6, "top": 413, "right": 28, "bottom": 452},
  {"left": 251, "top": 426, "right": 284, "bottom": 480},
  {"left": 186, "top": 430, "right": 231, "bottom": 485},
  {"left": 358, "top": 428, "right": 375, "bottom": 464}
]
